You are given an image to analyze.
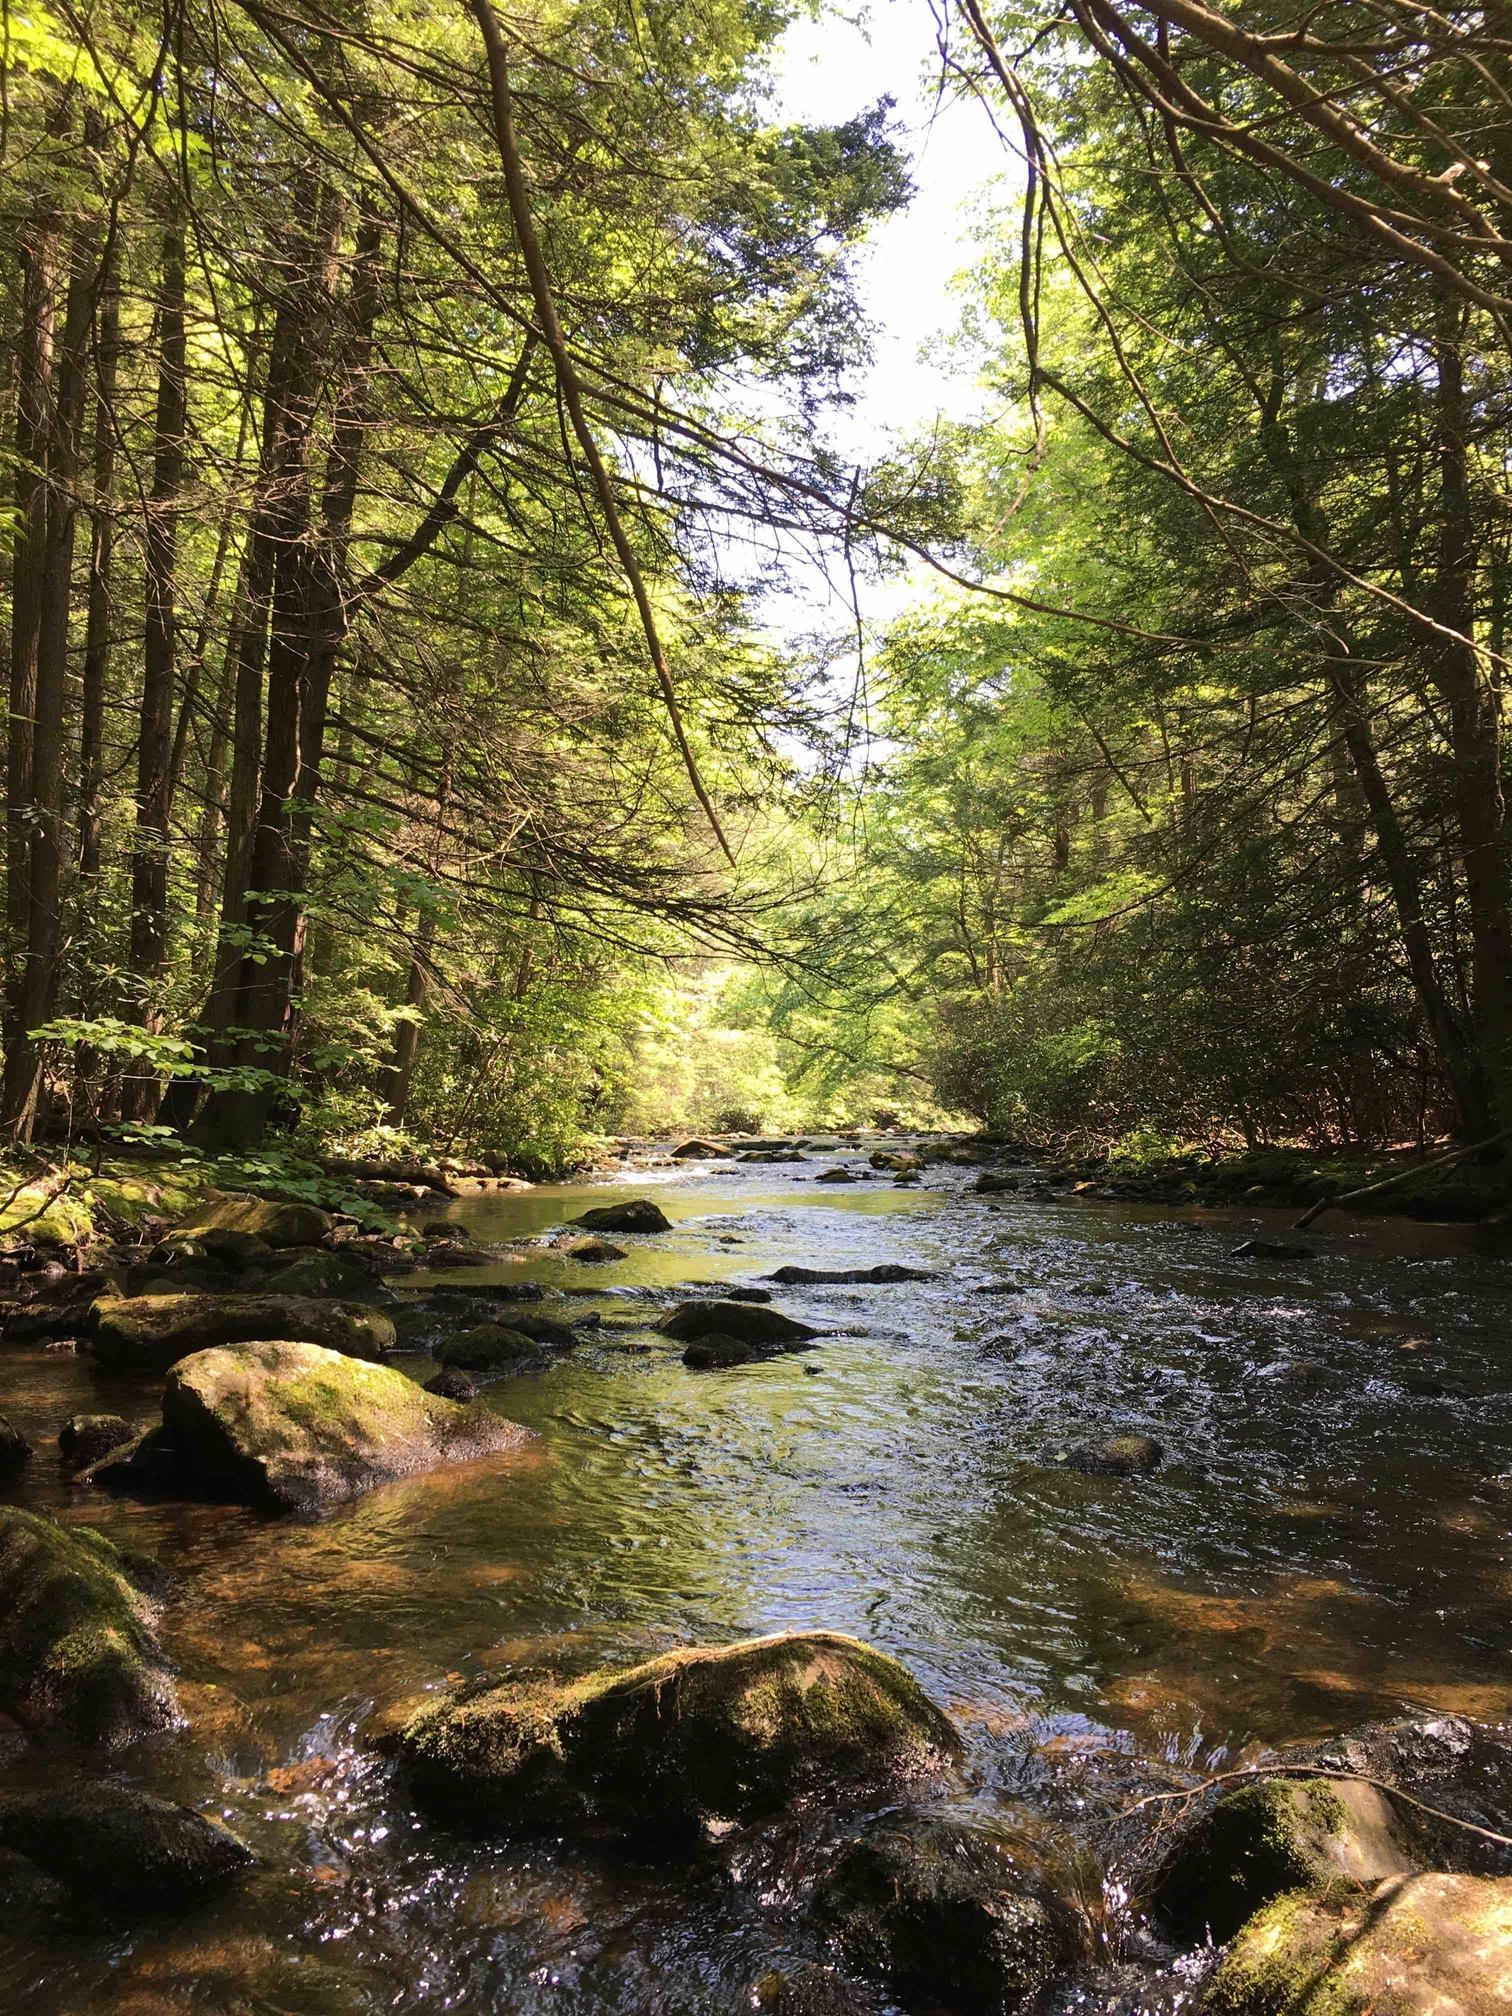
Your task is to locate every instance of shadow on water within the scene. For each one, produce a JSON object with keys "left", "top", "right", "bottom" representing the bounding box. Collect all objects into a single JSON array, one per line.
[{"left": 4, "top": 1142, "right": 1512, "bottom": 2009}]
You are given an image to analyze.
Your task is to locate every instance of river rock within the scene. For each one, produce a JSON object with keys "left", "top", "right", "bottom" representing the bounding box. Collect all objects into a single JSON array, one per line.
[
  {"left": 434, "top": 1323, "right": 550, "bottom": 1373},
  {"left": 1231, "top": 1238, "right": 1315, "bottom": 1261},
  {"left": 767, "top": 1265, "right": 937, "bottom": 1286},
  {"left": 255, "top": 1247, "right": 388, "bottom": 1301},
  {"left": 0, "top": 1784, "right": 255, "bottom": 1912},
  {"left": 425, "top": 1367, "right": 478, "bottom": 1402},
  {"left": 814, "top": 1814, "right": 1084, "bottom": 2014},
  {"left": 659, "top": 1299, "right": 818, "bottom": 1348},
  {"left": 1205, "top": 1872, "right": 1512, "bottom": 2016},
  {"left": 172, "top": 1192, "right": 334, "bottom": 1248},
  {"left": 395, "top": 1629, "right": 960, "bottom": 1841},
  {"left": 560, "top": 1235, "right": 627, "bottom": 1263},
  {"left": 815, "top": 1167, "right": 861, "bottom": 1183},
  {"left": 160, "top": 1340, "right": 532, "bottom": 1514},
  {"left": 91, "top": 1291, "right": 396, "bottom": 1372},
  {"left": 58, "top": 1412, "right": 135, "bottom": 1469},
  {"left": 1066, "top": 1433, "right": 1162, "bottom": 1477},
  {"left": 0, "top": 1508, "right": 181, "bottom": 1744},
  {"left": 0, "top": 1413, "right": 32, "bottom": 1469},
  {"left": 973, "top": 1172, "right": 1020, "bottom": 1195},
  {"left": 724, "top": 1285, "right": 772, "bottom": 1302},
  {"left": 1157, "top": 1776, "right": 1416, "bottom": 1945},
  {"left": 671, "top": 1139, "right": 724, "bottom": 1159},
  {"left": 868, "top": 1151, "right": 919, "bottom": 1173},
  {"left": 571, "top": 1200, "right": 672, "bottom": 1234},
  {"left": 682, "top": 1333, "right": 766, "bottom": 1369}
]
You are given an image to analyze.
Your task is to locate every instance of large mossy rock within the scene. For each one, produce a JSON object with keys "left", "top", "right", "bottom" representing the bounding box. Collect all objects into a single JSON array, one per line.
[
  {"left": 0, "top": 1508, "right": 180, "bottom": 1745},
  {"left": 1205, "top": 1873, "right": 1512, "bottom": 2016},
  {"left": 571, "top": 1199, "right": 672, "bottom": 1234},
  {"left": 396, "top": 1629, "right": 961, "bottom": 1842},
  {"left": 161, "top": 1340, "right": 532, "bottom": 1514},
  {"left": 255, "top": 1247, "right": 387, "bottom": 1301},
  {"left": 1158, "top": 1776, "right": 1416, "bottom": 1945},
  {"left": 0, "top": 1784, "right": 255, "bottom": 1912},
  {"left": 91, "top": 1291, "right": 396, "bottom": 1372},
  {"left": 172, "top": 1191, "right": 333, "bottom": 1248},
  {"left": 815, "top": 1814, "right": 1085, "bottom": 2015},
  {"left": 658, "top": 1299, "right": 818, "bottom": 1349},
  {"left": 434, "top": 1322, "right": 548, "bottom": 1373}
]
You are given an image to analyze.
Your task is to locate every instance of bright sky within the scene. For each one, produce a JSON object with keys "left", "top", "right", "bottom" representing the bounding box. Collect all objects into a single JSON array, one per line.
[{"left": 757, "top": 1, "right": 1014, "bottom": 643}]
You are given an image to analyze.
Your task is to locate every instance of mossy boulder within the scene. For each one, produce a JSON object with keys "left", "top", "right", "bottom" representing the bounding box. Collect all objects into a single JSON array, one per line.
[
  {"left": 172, "top": 1192, "right": 333, "bottom": 1249},
  {"left": 91, "top": 1291, "right": 396, "bottom": 1372},
  {"left": 1206, "top": 1872, "right": 1512, "bottom": 2016},
  {"left": 58, "top": 1412, "right": 135, "bottom": 1470},
  {"left": 435, "top": 1322, "right": 544, "bottom": 1372},
  {"left": 571, "top": 1199, "right": 672, "bottom": 1234},
  {"left": 0, "top": 1784, "right": 255, "bottom": 1912},
  {"left": 659, "top": 1299, "right": 819, "bottom": 1349},
  {"left": 255, "top": 1247, "right": 387, "bottom": 1301},
  {"left": 159, "top": 1340, "right": 533, "bottom": 1514},
  {"left": 560, "top": 1235, "right": 627, "bottom": 1263},
  {"left": 0, "top": 1508, "right": 180, "bottom": 1744},
  {"left": 395, "top": 1629, "right": 961, "bottom": 1842},
  {"left": 815, "top": 1814, "right": 1086, "bottom": 2014},
  {"left": 1066, "top": 1433, "right": 1163, "bottom": 1477},
  {"left": 0, "top": 1413, "right": 32, "bottom": 1469},
  {"left": 1159, "top": 1776, "right": 1416, "bottom": 1945}
]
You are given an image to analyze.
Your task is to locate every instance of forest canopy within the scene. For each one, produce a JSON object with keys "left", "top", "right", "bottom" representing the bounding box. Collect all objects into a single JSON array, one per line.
[{"left": 2, "top": 0, "right": 1509, "bottom": 1175}]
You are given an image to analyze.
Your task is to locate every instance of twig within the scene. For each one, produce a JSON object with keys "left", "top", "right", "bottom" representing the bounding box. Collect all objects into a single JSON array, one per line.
[{"left": 1127, "top": 1763, "right": 1512, "bottom": 1850}]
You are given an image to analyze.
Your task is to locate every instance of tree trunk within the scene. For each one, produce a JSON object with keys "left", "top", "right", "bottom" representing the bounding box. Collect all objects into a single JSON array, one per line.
[{"left": 123, "top": 220, "right": 187, "bottom": 1117}]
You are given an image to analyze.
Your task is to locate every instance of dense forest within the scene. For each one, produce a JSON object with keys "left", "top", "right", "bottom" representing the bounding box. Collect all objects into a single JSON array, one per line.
[{"left": 2, "top": 0, "right": 1509, "bottom": 1179}]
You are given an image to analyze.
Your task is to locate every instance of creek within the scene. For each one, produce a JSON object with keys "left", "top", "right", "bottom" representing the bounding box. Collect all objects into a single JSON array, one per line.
[{"left": 2, "top": 1140, "right": 1511, "bottom": 2012}]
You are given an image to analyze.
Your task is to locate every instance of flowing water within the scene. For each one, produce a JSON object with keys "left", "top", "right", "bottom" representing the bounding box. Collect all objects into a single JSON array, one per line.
[{"left": 3, "top": 1141, "right": 1512, "bottom": 2012}]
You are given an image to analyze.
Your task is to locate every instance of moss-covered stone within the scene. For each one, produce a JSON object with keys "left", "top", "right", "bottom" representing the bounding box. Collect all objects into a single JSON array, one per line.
[
  {"left": 1158, "top": 1777, "right": 1416, "bottom": 1945},
  {"left": 0, "top": 1413, "right": 32, "bottom": 1468},
  {"left": 659, "top": 1298, "right": 818, "bottom": 1348},
  {"left": 90, "top": 1290, "right": 396, "bottom": 1371},
  {"left": 172, "top": 1191, "right": 333, "bottom": 1249},
  {"left": 162, "top": 1339, "right": 533, "bottom": 1514},
  {"left": 0, "top": 1784, "right": 255, "bottom": 1912},
  {"left": 441, "top": 1314, "right": 576, "bottom": 1378},
  {"left": 254, "top": 1247, "right": 385, "bottom": 1301},
  {"left": 58, "top": 1413, "right": 135, "bottom": 1469},
  {"left": 0, "top": 1508, "right": 181, "bottom": 1745},
  {"left": 1206, "top": 1872, "right": 1512, "bottom": 2016},
  {"left": 815, "top": 1814, "right": 1086, "bottom": 2014},
  {"left": 1067, "top": 1433, "right": 1163, "bottom": 1477},
  {"left": 560, "top": 1235, "right": 627, "bottom": 1262},
  {"left": 571, "top": 1199, "right": 672, "bottom": 1234},
  {"left": 395, "top": 1629, "right": 961, "bottom": 1843}
]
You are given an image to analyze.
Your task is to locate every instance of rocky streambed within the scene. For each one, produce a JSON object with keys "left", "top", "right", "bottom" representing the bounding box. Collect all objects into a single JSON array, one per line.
[{"left": 2, "top": 1135, "right": 1512, "bottom": 2013}]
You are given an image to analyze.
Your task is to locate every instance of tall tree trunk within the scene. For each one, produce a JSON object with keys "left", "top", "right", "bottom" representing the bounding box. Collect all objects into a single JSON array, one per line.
[
  {"left": 1428, "top": 292, "right": 1512, "bottom": 1130},
  {"left": 123, "top": 220, "right": 187, "bottom": 1121},
  {"left": 2, "top": 188, "right": 59, "bottom": 1132}
]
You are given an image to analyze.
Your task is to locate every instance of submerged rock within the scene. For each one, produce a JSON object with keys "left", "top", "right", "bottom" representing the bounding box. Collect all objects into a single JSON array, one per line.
[
  {"left": 159, "top": 1340, "right": 532, "bottom": 1514},
  {"left": 1066, "top": 1433, "right": 1162, "bottom": 1477},
  {"left": 814, "top": 1814, "right": 1084, "bottom": 2014},
  {"left": 91, "top": 1291, "right": 396, "bottom": 1372},
  {"left": 560, "top": 1235, "right": 627, "bottom": 1263},
  {"left": 0, "top": 1784, "right": 255, "bottom": 1912},
  {"left": 0, "top": 1413, "right": 32, "bottom": 1469},
  {"left": 571, "top": 1200, "right": 672, "bottom": 1234},
  {"left": 682, "top": 1333, "right": 765, "bottom": 1369},
  {"left": 425, "top": 1367, "right": 479, "bottom": 1402},
  {"left": 767, "top": 1264, "right": 937, "bottom": 1286},
  {"left": 1231, "top": 1238, "right": 1315, "bottom": 1261},
  {"left": 751, "top": 1966, "right": 877, "bottom": 2016},
  {"left": 1157, "top": 1776, "right": 1416, "bottom": 1945},
  {"left": 1206, "top": 1872, "right": 1512, "bottom": 2016},
  {"left": 395, "top": 1629, "right": 960, "bottom": 1841},
  {"left": 172, "top": 1192, "right": 333, "bottom": 1249},
  {"left": 58, "top": 1413, "right": 135, "bottom": 1470},
  {"left": 0, "top": 1507, "right": 181, "bottom": 1745},
  {"left": 659, "top": 1299, "right": 818, "bottom": 1349},
  {"left": 434, "top": 1322, "right": 550, "bottom": 1373}
]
